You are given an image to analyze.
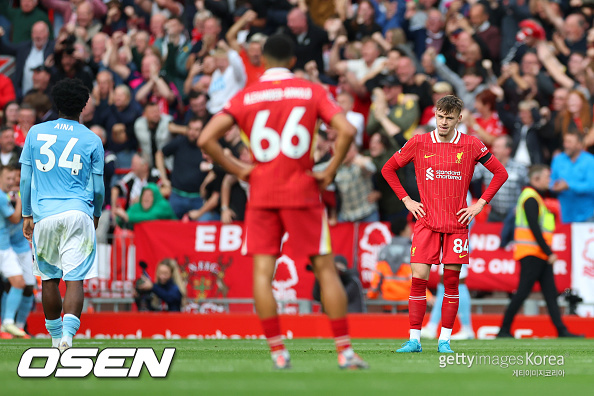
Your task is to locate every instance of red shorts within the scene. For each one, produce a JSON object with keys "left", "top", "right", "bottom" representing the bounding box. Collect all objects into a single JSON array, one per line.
[
  {"left": 411, "top": 221, "right": 469, "bottom": 264},
  {"left": 243, "top": 205, "right": 332, "bottom": 257}
]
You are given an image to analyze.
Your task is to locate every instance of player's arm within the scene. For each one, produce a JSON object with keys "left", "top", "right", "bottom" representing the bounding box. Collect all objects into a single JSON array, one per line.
[
  {"left": 311, "top": 113, "right": 355, "bottom": 190},
  {"left": 457, "top": 153, "right": 508, "bottom": 224},
  {"left": 7, "top": 194, "right": 21, "bottom": 224},
  {"left": 93, "top": 173, "right": 105, "bottom": 229},
  {"left": 524, "top": 197, "right": 556, "bottom": 264},
  {"left": 198, "top": 114, "right": 253, "bottom": 181},
  {"left": 20, "top": 164, "right": 34, "bottom": 241}
]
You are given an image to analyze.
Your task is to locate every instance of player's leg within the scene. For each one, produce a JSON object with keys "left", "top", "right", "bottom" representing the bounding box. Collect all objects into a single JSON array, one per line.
[
  {"left": 59, "top": 211, "right": 99, "bottom": 351},
  {"left": 498, "top": 256, "right": 542, "bottom": 337},
  {"left": 422, "top": 276, "right": 443, "bottom": 339},
  {"left": 244, "top": 208, "right": 289, "bottom": 368},
  {"left": 1, "top": 281, "right": 13, "bottom": 339},
  {"left": 309, "top": 253, "right": 368, "bottom": 369},
  {"left": 32, "top": 217, "right": 66, "bottom": 347},
  {"left": 15, "top": 251, "right": 36, "bottom": 336},
  {"left": 284, "top": 206, "right": 367, "bottom": 369},
  {"left": 42, "top": 278, "right": 64, "bottom": 347},
  {"left": 0, "top": 250, "right": 27, "bottom": 337},
  {"left": 451, "top": 266, "right": 474, "bottom": 340},
  {"left": 398, "top": 222, "right": 439, "bottom": 352}
]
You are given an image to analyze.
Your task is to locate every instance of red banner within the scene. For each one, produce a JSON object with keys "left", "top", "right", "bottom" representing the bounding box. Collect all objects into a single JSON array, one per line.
[
  {"left": 134, "top": 221, "right": 573, "bottom": 306},
  {"left": 26, "top": 312, "right": 594, "bottom": 339},
  {"left": 462, "top": 222, "right": 572, "bottom": 293},
  {"left": 134, "top": 221, "right": 356, "bottom": 312}
]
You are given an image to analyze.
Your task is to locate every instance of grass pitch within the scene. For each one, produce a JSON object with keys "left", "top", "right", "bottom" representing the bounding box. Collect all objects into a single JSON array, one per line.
[{"left": 0, "top": 338, "right": 592, "bottom": 396}]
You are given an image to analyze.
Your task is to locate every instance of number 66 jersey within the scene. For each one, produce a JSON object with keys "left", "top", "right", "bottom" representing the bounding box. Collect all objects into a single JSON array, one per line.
[
  {"left": 19, "top": 118, "right": 104, "bottom": 222},
  {"left": 222, "top": 68, "right": 342, "bottom": 209}
]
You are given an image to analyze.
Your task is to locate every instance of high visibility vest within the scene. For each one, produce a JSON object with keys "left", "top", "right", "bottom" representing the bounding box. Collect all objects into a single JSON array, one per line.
[{"left": 514, "top": 187, "right": 555, "bottom": 260}]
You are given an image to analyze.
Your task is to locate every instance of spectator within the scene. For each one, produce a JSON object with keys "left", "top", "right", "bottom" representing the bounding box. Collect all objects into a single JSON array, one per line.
[
  {"left": 155, "top": 118, "right": 207, "bottom": 219},
  {"left": 135, "top": 258, "right": 184, "bottom": 312},
  {"left": 473, "top": 135, "right": 528, "bottom": 222},
  {"left": 187, "top": 155, "right": 224, "bottom": 222},
  {"left": 111, "top": 153, "right": 161, "bottom": 213},
  {"left": 367, "top": 132, "right": 404, "bottom": 221},
  {"left": 41, "top": 0, "right": 107, "bottom": 33},
  {"left": 219, "top": 145, "right": 250, "bottom": 223},
  {"left": 468, "top": 1, "right": 501, "bottom": 63},
  {"left": 342, "top": 0, "right": 382, "bottom": 42},
  {"left": 334, "top": 142, "right": 379, "bottom": 222},
  {"left": 396, "top": 55, "right": 433, "bottom": 112},
  {"left": 494, "top": 86, "right": 550, "bottom": 167},
  {"left": 461, "top": 89, "right": 506, "bottom": 148},
  {"left": 336, "top": 92, "right": 365, "bottom": 148},
  {"left": 0, "top": 126, "right": 22, "bottom": 167},
  {"left": 312, "top": 255, "right": 365, "bottom": 313},
  {"left": 2, "top": 102, "right": 20, "bottom": 129},
  {"left": 131, "top": 53, "right": 178, "bottom": 116},
  {"left": 187, "top": 16, "right": 222, "bottom": 66},
  {"left": 102, "top": 0, "right": 127, "bottom": 35},
  {"left": 183, "top": 54, "right": 216, "bottom": 96},
  {"left": 71, "top": 0, "right": 104, "bottom": 44},
  {"left": 101, "top": 84, "right": 142, "bottom": 153},
  {"left": 183, "top": 90, "right": 212, "bottom": 125},
  {"left": 0, "top": 0, "right": 51, "bottom": 44},
  {"left": 281, "top": 7, "right": 330, "bottom": 74},
  {"left": 367, "top": 76, "right": 419, "bottom": 145},
  {"left": 114, "top": 182, "right": 176, "bottom": 229},
  {"left": 89, "top": 125, "right": 116, "bottom": 244},
  {"left": 154, "top": 16, "right": 191, "bottom": 99},
  {"left": 550, "top": 131, "right": 594, "bottom": 223},
  {"left": 556, "top": 90, "right": 592, "bottom": 142},
  {"left": 206, "top": 45, "right": 246, "bottom": 115},
  {"left": 50, "top": 33, "right": 94, "bottom": 91},
  {"left": 134, "top": 102, "right": 173, "bottom": 169},
  {"left": 27, "top": 65, "right": 53, "bottom": 98},
  {"left": 0, "top": 21, "right": 54, "bottom": 100},
  {"left": 226, "top": 10, "right": 266, "bottom": 87},
  {"left": 13, "top": 104, "right": 36, "bottom": 147},
  {"left": 0, "top": 73, "right": 16, "bottom": 110}
]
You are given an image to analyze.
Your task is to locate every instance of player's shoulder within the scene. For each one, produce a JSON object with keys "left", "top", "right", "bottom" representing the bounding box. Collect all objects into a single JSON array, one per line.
[{"left": 459, "top": 133, "right": 485, "bottom": 146}]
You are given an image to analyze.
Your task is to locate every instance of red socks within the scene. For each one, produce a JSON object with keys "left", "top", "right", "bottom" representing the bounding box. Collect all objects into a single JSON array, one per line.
[
  {"left": 261, "top": 316, "right": 285, "bottom": 352},
  {"left": 409, "top": 277, "right": 428, "bottom": 330},
  {"left": 441, "top": 269, "right": 460, "bottom": 329},
  {"left": 330, "top": 318, "right": 352, "bottom": 352}
]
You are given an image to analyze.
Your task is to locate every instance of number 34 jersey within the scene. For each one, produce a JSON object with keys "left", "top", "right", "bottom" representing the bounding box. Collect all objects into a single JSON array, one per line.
[
  {"left": 222, "top": 68, "right": 341, "bottom": 209},
  {"left": 20, "top": 118, "right": 104, "bottom": 222}
]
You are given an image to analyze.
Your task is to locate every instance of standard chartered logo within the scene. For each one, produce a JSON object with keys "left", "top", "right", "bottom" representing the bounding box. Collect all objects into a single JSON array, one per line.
[{"left": 426, "top": 167, "right": 462, "bottom": 181}]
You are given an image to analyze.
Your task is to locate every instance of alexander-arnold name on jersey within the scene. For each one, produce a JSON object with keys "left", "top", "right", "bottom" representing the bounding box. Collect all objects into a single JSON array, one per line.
[
  {"left": 425, "top": 167, "right": 462, "bottom": 181},
  {"left": 243, "top": 87, "right": 312, "bottom": 105}
]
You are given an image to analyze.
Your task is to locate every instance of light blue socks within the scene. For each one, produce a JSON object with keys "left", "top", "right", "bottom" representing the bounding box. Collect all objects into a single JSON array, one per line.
[
  {"left": 45, "top": 317, "right": 63, "bottom": 347},
  {"left": 2, "top": 288, "right": 24, "bottom": 324},
  {"left": 61, "top": 314, "right": 81, "bottom": 346}
]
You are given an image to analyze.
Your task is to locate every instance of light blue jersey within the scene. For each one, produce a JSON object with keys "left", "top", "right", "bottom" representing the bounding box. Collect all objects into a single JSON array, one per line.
[
  {"left": 0, "top": 192, "right": 15, "bottom": 250},
  {"left": 19, "top": 118, "right": 104, "bottom": 223},
  {"left": 9, "top": 219, "right": 30, "bottom": 254}
]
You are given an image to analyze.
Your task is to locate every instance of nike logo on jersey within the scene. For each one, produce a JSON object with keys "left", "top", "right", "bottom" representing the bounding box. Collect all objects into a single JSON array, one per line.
[
  {"left": 459, "top": 254, "right": 467, "bottom": 258},
  {"left": 424, "top": 154, "right": 436, "bottom": 158}
]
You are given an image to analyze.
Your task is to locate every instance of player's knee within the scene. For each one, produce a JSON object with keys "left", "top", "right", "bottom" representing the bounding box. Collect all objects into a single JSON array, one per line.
[{"left": 9, "top": 276, "right": 26, "bottom": 289}]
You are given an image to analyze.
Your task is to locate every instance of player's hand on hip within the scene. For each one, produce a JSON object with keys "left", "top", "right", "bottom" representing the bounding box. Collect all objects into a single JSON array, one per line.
[
  {"left": 237, "top": 165, "right": 254, "bottom": 182},
  {"left": 403, "top": 196, "right": 425, "bottom": 219},
  {"left": 457, "top": 201, "right": 483, "bottom": 224},
  {"left": 23, "top": 217, "right": 34, "bottom": 243},
  {"left": 310, "top": 169, "right": 334, "bottom": 190}
]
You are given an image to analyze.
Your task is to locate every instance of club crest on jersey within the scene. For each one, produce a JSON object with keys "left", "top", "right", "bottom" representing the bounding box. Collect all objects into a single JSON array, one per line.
[
  {"left": 54, "top": 123, "right": 74, "bottom": 131},
  {"left": 456, "top": 151, "right": 464, "bottom": 163},
  {"left": 411, "top": 247, "right": 416, "bottom": 256}
]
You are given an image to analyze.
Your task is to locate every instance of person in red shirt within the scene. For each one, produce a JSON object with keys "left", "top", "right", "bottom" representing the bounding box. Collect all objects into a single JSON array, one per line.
[
  {"left": 382, "top": 95, "right": 508, "bottom": 353},
  {"left": 198, "top": 34, "right": 368, "bottom": 370},
  {"left": 225, "top": 9, "right": 266, "bottom": 87}
]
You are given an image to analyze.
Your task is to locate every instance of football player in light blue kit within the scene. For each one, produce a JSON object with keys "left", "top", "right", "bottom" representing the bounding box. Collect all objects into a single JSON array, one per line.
[
  {"left": 9, "top": 167, "right": 36, "bottom": 336},
  {"left": 20, "top": 78, "right": 105, "bottom": 352}
]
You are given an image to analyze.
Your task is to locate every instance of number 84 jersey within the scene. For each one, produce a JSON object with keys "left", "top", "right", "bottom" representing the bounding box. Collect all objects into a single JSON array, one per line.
[
  {"left": 19, "top": 118, "right": 104, "bottom": 222},
  {"left": 222, "top": 68, "right": 341, "bottom": 208}
]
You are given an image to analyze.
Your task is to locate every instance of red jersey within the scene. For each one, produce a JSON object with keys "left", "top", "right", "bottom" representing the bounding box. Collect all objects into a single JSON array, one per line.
[
  {"left": 240, "top": 49, "right": 266, "bottom": 87},
  {"left": 392, "top": 129, "right": 489, "bottom": 233},
  {"left": 223, "top": 68, "right": 342, "bottom": 208},
  {"left": 468, "top": 113, "right": 506, "bottom": 148}
]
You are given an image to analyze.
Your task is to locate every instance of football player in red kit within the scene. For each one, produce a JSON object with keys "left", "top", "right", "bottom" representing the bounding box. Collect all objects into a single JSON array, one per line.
[
  {"left": 382, "top": 95, "right": 508, "bottom": 353},
  {"left": 198, "top": 34, "right": 368, "bottom": 369}
]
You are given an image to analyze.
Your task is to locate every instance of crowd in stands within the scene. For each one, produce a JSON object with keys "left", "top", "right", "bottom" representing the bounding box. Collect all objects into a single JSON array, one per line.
[{"left": 2, "top": 0, "right": 594, "bottom": 243}]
